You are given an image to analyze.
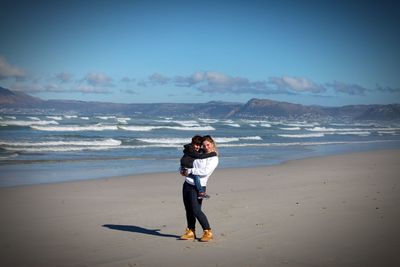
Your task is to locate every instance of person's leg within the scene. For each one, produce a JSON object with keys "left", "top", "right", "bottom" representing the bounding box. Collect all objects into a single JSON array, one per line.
[
  {"left": 189, "top": 174, "right": 209, "bottom": 199},
  {"left": 180, "top": 183, "right": 196, "bottom": 240},
  {"left": 182, "top": 182, "right": 196, "bottom": 229},
  {"left": 188, "top": 185, "right": 210, "bottom": 230},
  {"left": 192, "top": 175, "right": 204, "bottom": 193}
]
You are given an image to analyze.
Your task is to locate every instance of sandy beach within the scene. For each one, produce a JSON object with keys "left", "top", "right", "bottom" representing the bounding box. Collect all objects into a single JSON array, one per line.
[{"left": 1, "top": 149, "right": 399, "bottom": 267}]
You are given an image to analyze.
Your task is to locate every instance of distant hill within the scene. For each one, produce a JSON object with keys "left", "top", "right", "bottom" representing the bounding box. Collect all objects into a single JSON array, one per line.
[
  {"left": 234, "top": 98, "right": 400, "bottom": 120},
  {"left": 0, "top": 87, "right": 42, "bottom": 107},
  {"left": 1, "top": 87, "right": 399, "bottom": 120},
  {"left": 0, "top": 87, "right": 242, "bottom": 118}
]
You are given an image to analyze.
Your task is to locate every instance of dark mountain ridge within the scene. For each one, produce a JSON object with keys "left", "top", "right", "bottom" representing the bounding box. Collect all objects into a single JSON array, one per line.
[{"left": 1, "top": 87, "right": 399, "bottom": 120}]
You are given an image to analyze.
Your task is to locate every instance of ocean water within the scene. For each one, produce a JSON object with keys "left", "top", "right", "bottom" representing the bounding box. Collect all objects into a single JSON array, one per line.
[{"left": 1, "top": 114, "right": 400, "bottom": 187}]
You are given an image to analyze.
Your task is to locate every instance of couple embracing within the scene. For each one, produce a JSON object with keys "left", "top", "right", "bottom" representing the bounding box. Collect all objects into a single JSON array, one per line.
[{"left": 179, "top": 135, "right": 218, "bottom": 242}]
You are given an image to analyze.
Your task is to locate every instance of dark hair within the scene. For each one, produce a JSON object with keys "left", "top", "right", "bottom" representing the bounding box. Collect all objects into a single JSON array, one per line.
[{"left": 191, "top": 135, "right": 203, "bottom": 146}]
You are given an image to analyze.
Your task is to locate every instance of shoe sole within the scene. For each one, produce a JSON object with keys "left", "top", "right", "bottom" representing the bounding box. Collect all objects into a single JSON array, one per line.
[{"left": 179, "top": 236, "right": 196, "bottom": 240}]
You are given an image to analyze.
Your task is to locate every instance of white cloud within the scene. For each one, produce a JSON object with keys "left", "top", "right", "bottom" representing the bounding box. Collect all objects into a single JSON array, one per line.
[
  {"left": 325, "top": 81, "right": 368, "bottom": 95},
  {"left": 0, "top": 56, "right": 25, "bottom": 80},
  {"left": 269, "top": 76, "right": 326, "bottom": 93},
  {"left": 141, "top": 71, "right": 335, "bottom": 95},
  {"left": 11, "top": 67, "right": 392, "bottom": 98},
  {"left": 149, "top": 73, "right": 170, "bottom": 85},
  {"left": 75, "top": 85, "right": 111, "bottom": 94},
  {"left": 10, "top": 81, "right": 112, "bottom": 94},
  {"left": 172, "top": 71, "right": 276, "bottom": 94},
  {"left": 83, "top": 72, "right": 113, "bottom": 86},
  {"left": 55, "top": 72, "right": 73, "bottom": 83},
  {"left": 195, "top": 72, "right": 256, "bottom": 93},
  {"left": 191, "top": 71, "right": 206, "bottom": 83}
]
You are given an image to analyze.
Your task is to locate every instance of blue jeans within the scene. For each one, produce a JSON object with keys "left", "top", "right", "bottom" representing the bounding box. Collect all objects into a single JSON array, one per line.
[{"left": 189, "top": 174, "right": 204, "bottom": 193}]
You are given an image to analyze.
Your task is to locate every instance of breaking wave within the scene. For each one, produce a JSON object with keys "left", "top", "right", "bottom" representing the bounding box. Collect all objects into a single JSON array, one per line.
[
  {"left": 278, "top": 133, "right": 325, "bottom": 138},
  {"left": 119, "top": 125, "right": 215, "bottom": 131},
  {"left": 0, "top": 138, "right": 122, "bottom": 152},
  {"left": 30, "top": 124, "right": 118, "bottom": 131},
  {"left": 137, "top": 136, "right": 262, "bottom": 144},
  {"left": 1, "top": 120, "right": 59, "bottom": 126}
]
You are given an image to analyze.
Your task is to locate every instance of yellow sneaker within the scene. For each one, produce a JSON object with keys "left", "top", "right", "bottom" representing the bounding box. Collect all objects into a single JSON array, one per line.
[
  {"left": 180, "top": 228, "right": 195, "bottom": 240},
  {"left": 199, "top": 229, "right": 213, "bottom": 242}
]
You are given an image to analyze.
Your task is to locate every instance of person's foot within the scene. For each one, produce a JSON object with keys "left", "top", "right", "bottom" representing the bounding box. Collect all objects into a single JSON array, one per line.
[
  {"left": 199, "top": 229, "right": 213, "bottom": 242},
  {"left": 198, "top": 192, "right": 210, "bottom": 199},
  {"left": 179, "top": 228, "right": 195, "bottom": 240}
]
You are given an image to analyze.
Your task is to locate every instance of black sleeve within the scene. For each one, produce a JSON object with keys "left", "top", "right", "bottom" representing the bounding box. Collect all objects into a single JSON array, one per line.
[
  {"left": 183, "top": 144, "right": 217, "bottom": 159},
  {"left": 194, "top": 151, "right": 217, "bottom": 159},
  {"left": 180, "top": 155, "right": 193, "bottom": 168}
]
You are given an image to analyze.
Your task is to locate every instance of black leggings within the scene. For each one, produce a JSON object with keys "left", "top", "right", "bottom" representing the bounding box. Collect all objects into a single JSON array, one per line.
[{"left": 182, "top": 182, "right": 210, "bottom": 230}]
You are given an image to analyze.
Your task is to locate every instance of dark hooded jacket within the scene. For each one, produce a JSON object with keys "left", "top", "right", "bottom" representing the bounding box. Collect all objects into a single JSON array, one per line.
[{"left": 180, "top": 143, "right": 217, "bottom": 168}]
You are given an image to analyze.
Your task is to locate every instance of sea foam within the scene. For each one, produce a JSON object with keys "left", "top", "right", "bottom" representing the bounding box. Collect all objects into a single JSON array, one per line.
[
  {"left": 278, "top": 133, "right": 325, "bottom": 138},
  {"left": 30, "top": 124, "right": 118, "bottom": 131},
  {"left": 0, "top": 138, "right": 121, "bottom": 147},
  {"left": 1, "top": 120, "right": 59, "bottom": 126},
  {"left": 1, "top": 138, "right": 122, "bottom": 152},
  {"left": 120, "top": 125, "right": 215, "bottom": 131}
]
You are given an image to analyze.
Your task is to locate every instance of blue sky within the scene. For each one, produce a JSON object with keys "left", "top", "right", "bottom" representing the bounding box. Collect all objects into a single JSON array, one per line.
[{"left": 0, "top": 0, "right": 399, "bottom": 106}]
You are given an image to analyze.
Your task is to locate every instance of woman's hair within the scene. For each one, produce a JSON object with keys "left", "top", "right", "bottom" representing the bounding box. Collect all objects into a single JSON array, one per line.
[{"left": 202, "top": 135, "right": 217, "bottom": 150}]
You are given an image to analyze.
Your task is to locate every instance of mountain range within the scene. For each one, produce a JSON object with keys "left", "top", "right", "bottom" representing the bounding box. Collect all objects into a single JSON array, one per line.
[{"left": 1, "top": 87, "right": 400, "bottom": 120}]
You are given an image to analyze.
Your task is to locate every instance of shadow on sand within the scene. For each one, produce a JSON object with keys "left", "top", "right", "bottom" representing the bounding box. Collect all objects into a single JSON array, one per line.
[{"left": 103, "top": 224, "right": 180, "bottom": 239}]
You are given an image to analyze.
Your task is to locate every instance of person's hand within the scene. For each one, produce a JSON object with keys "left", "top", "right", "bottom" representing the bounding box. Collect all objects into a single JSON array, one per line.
[{"left": 180, "top": 168, "right": 188, "bottom": 176}]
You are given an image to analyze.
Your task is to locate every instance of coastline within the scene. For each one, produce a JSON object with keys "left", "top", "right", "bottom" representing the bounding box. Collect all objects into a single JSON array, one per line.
[
  {"left": 2, "top": 140, "right": 400, "bottom": 188},
  {"left": 1, "top": 149, "right": 399, "bottom": 266}
]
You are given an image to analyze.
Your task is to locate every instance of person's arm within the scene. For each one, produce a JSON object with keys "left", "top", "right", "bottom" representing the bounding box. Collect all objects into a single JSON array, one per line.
[
  {"left": 183, "top": 145, "right": 217, "bottom": 159},
  {"left": 180, "top": 155, "right": 194, "bottom": 168},
  {"left": 188, "top": 157, "right": 218, "bottom": 176},
  {"left": 182, "top": 144, "right": 198, "bottom": 157},
  {"left": 194, "top": 151, "right": 217, "bottom": 159}
]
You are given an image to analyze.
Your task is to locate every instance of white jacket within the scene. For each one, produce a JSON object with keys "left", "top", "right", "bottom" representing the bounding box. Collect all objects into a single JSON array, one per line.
[{"left": 185, "top": 156, "right": 219, "bottom": 187}]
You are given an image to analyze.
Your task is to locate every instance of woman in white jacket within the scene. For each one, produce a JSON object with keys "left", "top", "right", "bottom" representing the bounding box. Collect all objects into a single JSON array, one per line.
[{"left": 179, "top": 135, "right": 218, "bottom": 242}]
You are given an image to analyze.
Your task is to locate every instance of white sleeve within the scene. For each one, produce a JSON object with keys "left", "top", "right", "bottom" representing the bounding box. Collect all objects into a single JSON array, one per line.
[{"left": 189, "top": 157, "right": 218, "bottom": 176}]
